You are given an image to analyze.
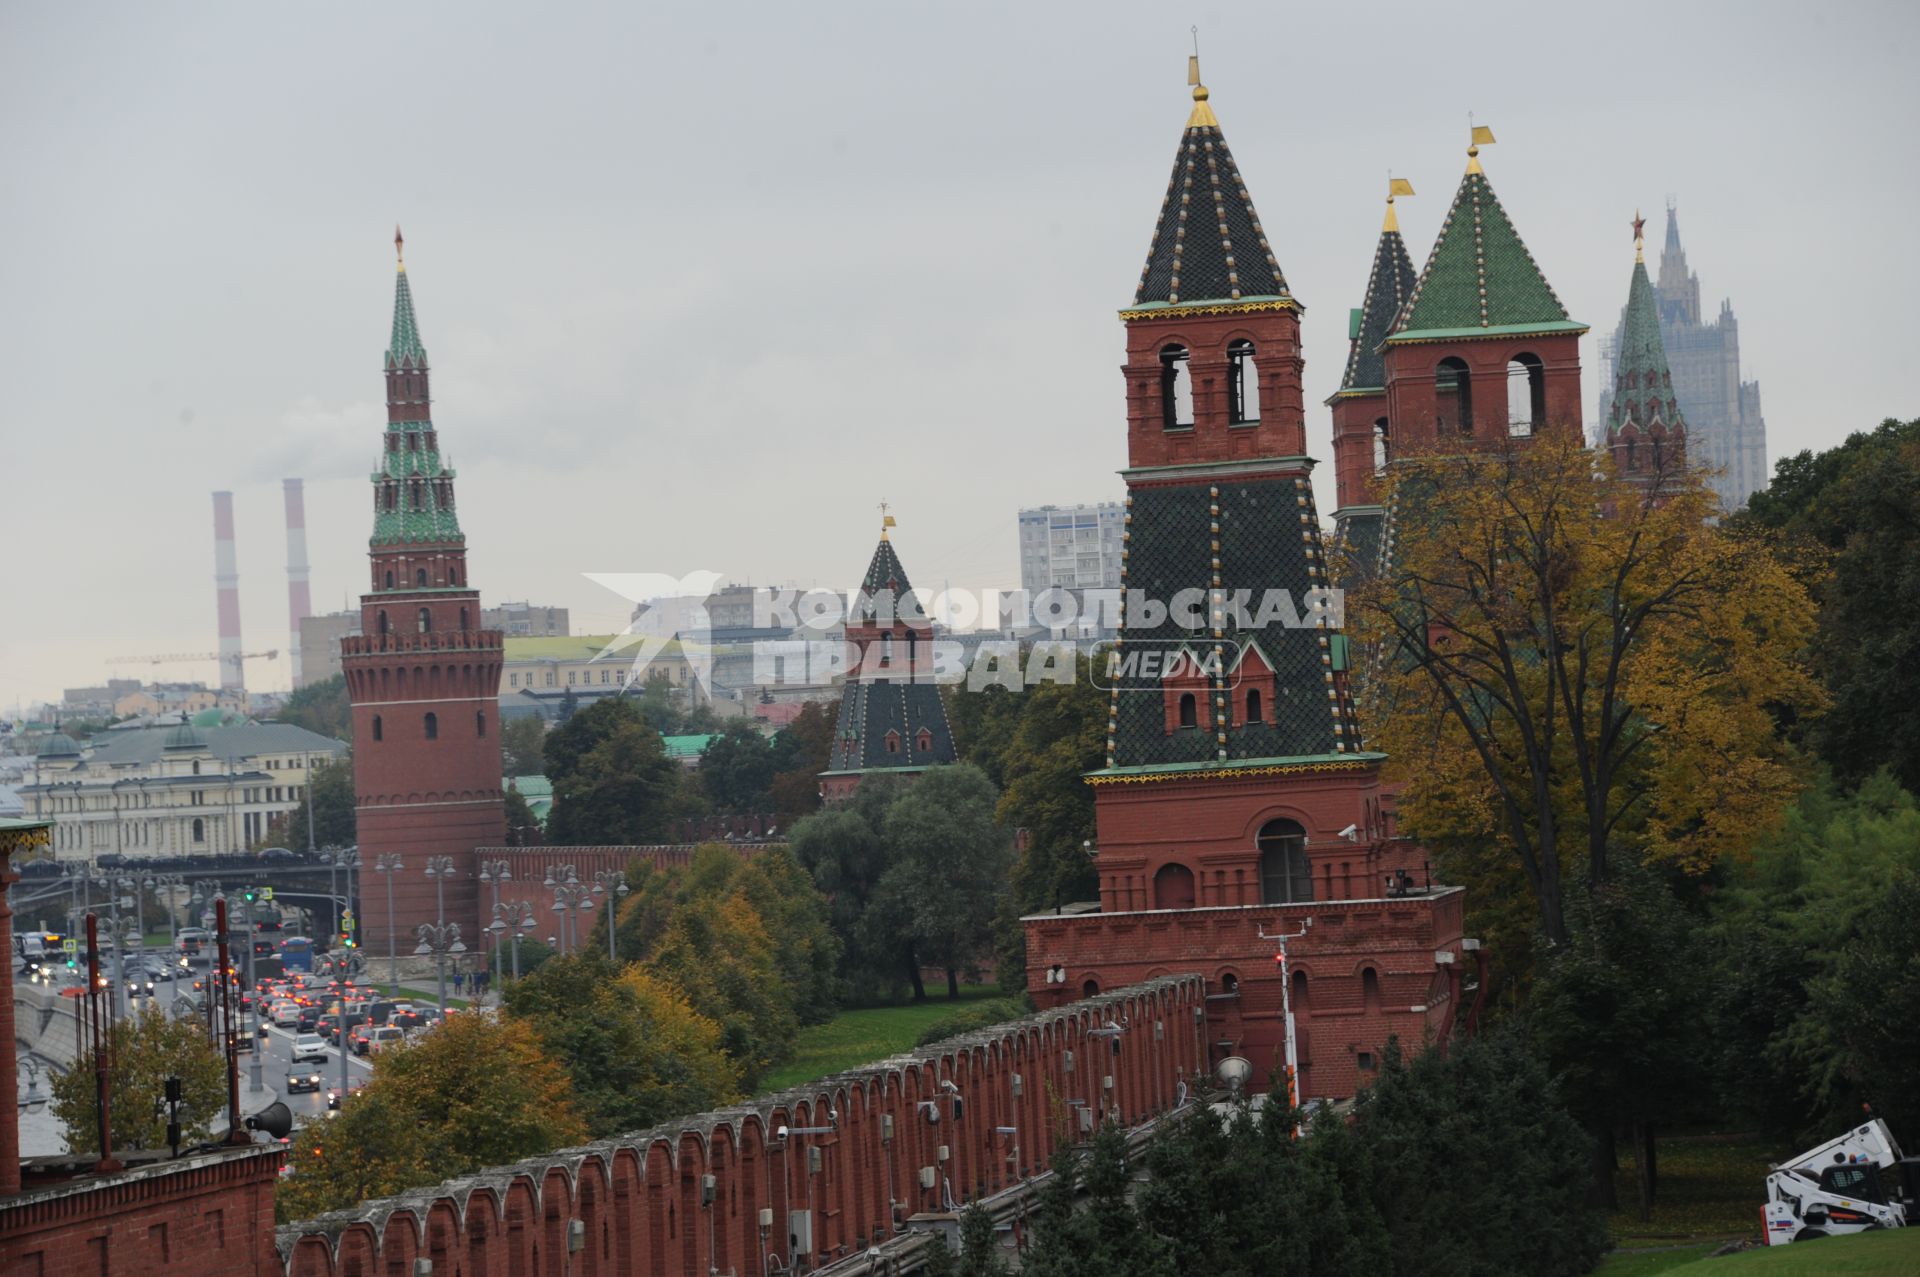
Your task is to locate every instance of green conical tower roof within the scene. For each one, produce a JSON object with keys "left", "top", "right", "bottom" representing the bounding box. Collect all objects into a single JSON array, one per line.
[
  {"left": 1607, "top": 219, "right": 1685, "bottom": 434},
  {"left": 1389, "top": 145, "right": 1584, "bottom": 343},
  {"left": 386, "top": 225, "right": 428, "bottom": 369}
]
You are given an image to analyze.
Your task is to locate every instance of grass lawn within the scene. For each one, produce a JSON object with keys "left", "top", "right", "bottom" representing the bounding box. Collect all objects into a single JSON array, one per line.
[
  {"left": 762, "top": 986, "right": 1004, "bottom": 1092},
  {"left": 1608, "top": 1132, "right": 1773, "bottom": 1248},
  {"left": 1650, "top": 1228, "right": 1920, "bottom": 1275}
]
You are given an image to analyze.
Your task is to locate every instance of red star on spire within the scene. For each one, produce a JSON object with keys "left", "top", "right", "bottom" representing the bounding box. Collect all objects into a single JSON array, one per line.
[{"left": 1631, "top": 212, "right": 1646, "bottom": 243}]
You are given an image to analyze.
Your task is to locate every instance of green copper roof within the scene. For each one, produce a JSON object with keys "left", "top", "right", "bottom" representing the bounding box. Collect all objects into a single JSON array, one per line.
[
  {"left": 1392, "top": 168, "right": 1574, "bottom": 339},
  {"left": 387, "top": 267, "right": 427, "bottom": 369},
  {"left": 1606, "top": 257, "right": 1685, "bottom": 434}
]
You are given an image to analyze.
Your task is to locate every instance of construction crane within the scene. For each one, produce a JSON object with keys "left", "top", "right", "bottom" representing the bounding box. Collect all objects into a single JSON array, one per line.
[{"left": 106, "top": 649, "right": 279, "bottom": 674}]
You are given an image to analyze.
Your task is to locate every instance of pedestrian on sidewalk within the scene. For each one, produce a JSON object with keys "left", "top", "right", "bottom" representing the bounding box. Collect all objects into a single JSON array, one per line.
[{"left": 452, "top": 969, "right": 465, "bottom": 997}]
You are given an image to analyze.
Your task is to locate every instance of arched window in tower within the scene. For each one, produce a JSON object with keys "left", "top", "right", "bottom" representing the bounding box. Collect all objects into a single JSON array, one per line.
[
  {"left": 1153, "top": 862, "right": 1196, "bottom": 910},
  {"left": 1652, "top": 435, "right": 1665, "bottom": 472},
  {"left": 386, "top": 434, "right": 399, "bottom": 454},
  {"left": 447, "top": 565, "right": 459, "bottom": 586},
  {"left": 476, "top": 710, "right": 487, "bottom": 738},
  {"left": 1178, "top": 692, "right": 1198, "bottom": 729},
  {"left": 880, "top": 633, "right": 893, "bottom": 667},
  {"left": 1372, "top": 418, "right": 1391, "bottom": 473},
  {"left": 191, "top": 817, "right": 204, "bottom": 844},
  {"left": 1245, "top": 688, "right": 1264, "bottom": 723},
  {"left": 1436, "top": 358, "right": 1473, "bottom": 435},
  {"left": 1291, "top": 968, "right": 1310, "bottom": 1017},
  {"left": 1081, "top": 978, "right": 1100, "bottom": 999},
  {"left": 406, "top": 433, "right": 419, "bottom": 452},
  {"left": 409, "top": 480, "right": 423, "bottom": 510},
  {"left": 1257, "top": 818, "right": 1312, "bottom": 904},
  {"left": 416, "top": 568, "right": 429, "bottom": 587},
  {"left": 384, "top": 569, "right": 395, "bottom": 589},
  {"left": 377, "top": 610, "right": 390, "bottom": 636},
  {"left": 1625, "top": 436, "right": 1639, "bottom": 470},
  {"left": 191, "top": 760, "right": 200, "bottom": 776},
  {"left": 1160, "top": 344, "right": 1194, "bottom": 429},
  {"left": 1227, "top": 339, "right": 1259, "bottom": 424},
  {"left": 1362, "top": 966, "right": 1382, "bottom": 1013},
  {"left": 372, "top": 715, "right": 383, "bottom": 741},
  {"left": 423, "top": 712, "right": 438, "bottom": 740},
  {"left": 1506, "top": 353, "right": 1545, "bottom": 436},
  {"left": 460, "top": 607, "right": 469, "bottom": 631},
  {"left": 417, "top": 607, "right": 432, "bottom": 633},
  {"left": 384, "top": 486, "right": 398, "bottom": 512}
]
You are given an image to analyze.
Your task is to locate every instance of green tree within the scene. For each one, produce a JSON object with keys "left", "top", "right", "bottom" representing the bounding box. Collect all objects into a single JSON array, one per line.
[
  {"left": 283, "top": 756, "right": 356, "bottom": 851},
  {"left": 956, "top": 1201, "right": 1006, "bottom": 1277},
  {"left": 276, "top": 1012, "right": 584, "bottom": 1221},
  {"left": 1806, "top": 869, "right": 1920, "bottom": 1139},
  {"left": 700, "top": 720, "right": 778, "bottom": 813},
  {"left": 545, "top": 697, "right": 686, "bottom": 844},
  {"left": 277, "top": 674, "right": 351, "bottom": 740},
  {"left": 1356, "top": 1032, "right": 1603, "bottom": 1275},
  {"left": 768, "top": 700, "right": 835, "bottom": 827},
  {"left": 503, "top": 782, "right": 541, "bottom": 846},
  {"left": 1022, "top": 1122, "right": 1174, "bottom": 1277},
  {"left": 556, "top": 685, "right": 580, "bottom": 724},
  {"left": 1529, "top": 866, "right": 1711, "bottom": 1213},
  {"left": 50, "top": 1005, "right": 227, "bottom": 1153},
  {"left": 1707, "top": 771, "right": 1920, "bottom": 1140},
  {"left": 790, "top": 777, "right": 909, "bottom": 1001},
  {"left": 501, "top": 713, "right": 546, "bottom": 777},
  {"left": 1739, "top": 417, "right": 1920, "bottom": 791},
  {"left": 504, "top": 953, "right": 740, "bottom": 1136},
  {"left": 874, "top": 765, "right": 1013, "bottom": 998}
]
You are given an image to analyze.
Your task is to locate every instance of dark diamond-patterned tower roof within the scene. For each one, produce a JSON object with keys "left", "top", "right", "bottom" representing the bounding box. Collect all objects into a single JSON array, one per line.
[
  {"left": 1132, "top": 80, "right": 1291, "bottom": 307},
  {"left": 1338, "top": 201, "right": 1419, "bottom": 392},
  {"left": 824, "top": 527, "right": 957, "bottom": 781}
]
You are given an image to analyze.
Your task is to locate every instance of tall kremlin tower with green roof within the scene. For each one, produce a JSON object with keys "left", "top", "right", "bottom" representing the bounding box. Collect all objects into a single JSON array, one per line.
[
  {"left": 340, "top": 229, "right": 504, "bottom": 944},
  {"left": 1602, "top": 213, "right": 1689, "bottom": 487}
]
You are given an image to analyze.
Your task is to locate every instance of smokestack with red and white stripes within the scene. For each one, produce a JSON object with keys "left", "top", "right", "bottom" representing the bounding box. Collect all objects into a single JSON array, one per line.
[
  {"left": 283, "top": 478, "right": 312, "bottom": 687},
  {"left": 212, "top": 491, "right": 244, "bottom": 694}
]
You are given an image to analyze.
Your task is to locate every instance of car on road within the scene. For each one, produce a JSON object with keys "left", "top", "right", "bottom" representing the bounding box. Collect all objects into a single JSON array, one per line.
[
  {"left": 365, "top": 1025, "right": 405, "bottom": 1054},
  {"left": 296, "top": 1006, "right": 321, "bottom": 1033},
  {"left": 270, "top": 1001, "right": 302, "bottom": 1027},
  {"left": 285, "top": 1068, "right": 323, "bottom": 1094},
  {"left": 291, "top": 1033, "right": 328, "bottom": 1064},
  {"left": 325, "top": 1080, "right": 366, "bottom": 1111}
]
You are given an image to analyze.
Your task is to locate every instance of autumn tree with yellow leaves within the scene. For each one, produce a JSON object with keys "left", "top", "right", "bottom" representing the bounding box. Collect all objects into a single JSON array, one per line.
[
  {"left": 1348, "top": 428, "right": 1821, "bottom": 955},
  {"left": 276, "top": 1012, "right": 584, "bottom": 1222}
]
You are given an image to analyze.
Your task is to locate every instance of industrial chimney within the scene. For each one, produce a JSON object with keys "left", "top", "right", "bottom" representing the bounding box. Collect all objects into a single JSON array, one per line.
[
  {"left": 283, "top": 478, "right": 312, "bottom": 687},
  {"left": 212, "top": 491, "right": 244, "bottom": 694}
]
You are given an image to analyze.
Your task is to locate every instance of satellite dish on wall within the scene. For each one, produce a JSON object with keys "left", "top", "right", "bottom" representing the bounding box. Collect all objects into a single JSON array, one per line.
[{"left": 1216, "top": 1057, "right": 1253, "bottom": 1092}]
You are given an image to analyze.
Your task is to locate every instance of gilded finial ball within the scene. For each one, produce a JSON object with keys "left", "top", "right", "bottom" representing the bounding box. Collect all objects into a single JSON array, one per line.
[{"left": 1192, "top": 84, "right": 1210, "bottom": 102}]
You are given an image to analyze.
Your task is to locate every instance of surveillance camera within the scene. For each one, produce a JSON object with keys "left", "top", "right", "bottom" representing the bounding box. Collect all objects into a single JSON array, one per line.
[
  {"left": 829, "top": 1108, "right": 840, "bottom": 1124},
  {"left": 776, "top": 1124, "right": 790, "bottom": 1139}
]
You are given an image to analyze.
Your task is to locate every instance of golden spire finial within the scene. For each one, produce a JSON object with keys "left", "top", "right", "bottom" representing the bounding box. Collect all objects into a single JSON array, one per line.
[
  {"left": 1632, "top": 208, "right": 1647, "bottom": 264},
  {"left": 1466, "top": 119, "right": 1495, "bottom": 175},
  {"left": 1186, "top": 28, "right": 1218, "bottom": 128},
  {"left": 878, "top": 499, "right": 896, "bottom": 541},
  {"left": 1384, "top": 176, "right": 1415, "bottom": 233},
  {"left": 395, "top": 224, "right": 406, "bottom": 273}
]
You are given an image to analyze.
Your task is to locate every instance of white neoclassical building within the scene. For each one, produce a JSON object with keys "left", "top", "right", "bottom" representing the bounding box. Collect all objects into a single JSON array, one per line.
[{"left": 18, "top": 719, "right": 345, "bottom": 860}]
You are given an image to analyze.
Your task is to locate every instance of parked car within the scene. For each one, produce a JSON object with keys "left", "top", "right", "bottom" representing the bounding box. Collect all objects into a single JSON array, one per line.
[
  {"left": 285, "top": 1068, "right": 323, "bottom": 1094},
  {"left": 291, "top": 1034, "right": 328, "bottom": 1064}
]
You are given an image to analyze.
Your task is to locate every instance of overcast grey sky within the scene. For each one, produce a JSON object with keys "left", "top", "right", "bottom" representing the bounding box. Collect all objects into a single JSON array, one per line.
[{"left": 3, "top": 1, "right": 1914, "bottom": 711}]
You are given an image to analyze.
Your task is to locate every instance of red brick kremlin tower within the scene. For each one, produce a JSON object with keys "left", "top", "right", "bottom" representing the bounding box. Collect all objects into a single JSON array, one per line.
[
  {"left": 341, "top": 231, "right": 504, "bottom": 945},
  {"left": 1023, "top": 66, "right": 1471, "bottom": 1102}
]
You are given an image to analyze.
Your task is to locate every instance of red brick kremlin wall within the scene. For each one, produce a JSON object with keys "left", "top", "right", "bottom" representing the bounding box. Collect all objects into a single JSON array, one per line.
[{"left": 276, "top": 976, "right": 1205, "bottom": 1277}]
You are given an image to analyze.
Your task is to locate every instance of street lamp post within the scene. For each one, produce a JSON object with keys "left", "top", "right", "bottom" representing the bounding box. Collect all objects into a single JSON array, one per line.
[
  {"left": 477, "top": 859, "right": 511, "bottom": 999},
  {"left": 490, "top": 901, "right": 537, "bottom": 982},
  {"left": 591, "top": 870, "right": 629, "bottom": 962},
  {"left": 550, "top": 877, "right": 591, "bottom": 956},
  {"left": 330, "top": 848, "right": 361, "bottom": 971},
  {"left": 149, "top": 874, "right": 184, "bottom": 982},
  {"left": 414, "top": 922, "right": 466, "bottom": 1019},
  {"left": 374, "top": 854, "right": 404, "bottom": 988}
]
